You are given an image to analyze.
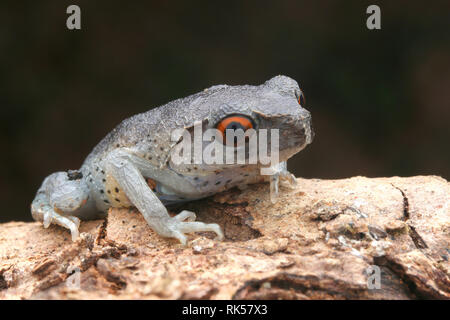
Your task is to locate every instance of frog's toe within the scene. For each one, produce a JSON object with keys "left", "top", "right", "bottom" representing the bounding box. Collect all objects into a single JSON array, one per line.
[
  {"left": 280, "top": 171, "right": 297, "bottom": 186},
  {"left": 171, "top": 230, "right": 188, "bottom": 246},
  {"left": 270, "top": 174, "right": 280, "bottom": 203},
  {"left": 168, "top": 215, "right": 224, "bottom": 245},
  {"left": 173, "top": 210, "right": 196, "bottom": 222},
  {"left": 178, "top": 221, "right": 224, "bottom": 241},
  {"left": 42, "top": 210, "right": 80, "bottom": 241}
]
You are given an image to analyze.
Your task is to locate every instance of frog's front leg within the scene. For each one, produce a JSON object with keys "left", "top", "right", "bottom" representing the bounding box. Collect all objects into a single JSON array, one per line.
[
  {"left": 105, "top": 149, "right": 223, "bottom": 245},
  {"left": 31, "top": 171, "right": 89, "bottom": 241},
  {"left": 266, "top": 162, "right": 297, "bottom": 203}
]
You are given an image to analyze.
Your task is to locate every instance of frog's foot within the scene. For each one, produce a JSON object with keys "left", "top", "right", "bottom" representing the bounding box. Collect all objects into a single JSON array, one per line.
[
  {"left": 278, "top": 168, "right": 297, "bottom": 186},
  {"left": 31, "top": 171, "right": 89, "bottom": 241},
  {"left": 268, "top": 162, "right": 297, "bottom": 203},
  {"left": 168, "top": 210, "right": 224, "bottom": 245},
  {"left": 32, "top": 202, "right": 81, "bottom": 241},
  {"left": 44, "top": 211, "right": 80, "bottom": 241}
]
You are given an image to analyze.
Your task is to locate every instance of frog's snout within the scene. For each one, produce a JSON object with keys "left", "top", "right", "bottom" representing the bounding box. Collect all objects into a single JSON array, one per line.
[{"left": 279, "top": 107, "right": 314, "bottom": 160}]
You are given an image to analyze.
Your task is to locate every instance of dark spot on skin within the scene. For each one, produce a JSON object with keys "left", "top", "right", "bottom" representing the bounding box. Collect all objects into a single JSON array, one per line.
[
  {"left": 193, "top": 166, "right": 198, "bottom": 170},
  {"left": 101, "top": 170, "right": 105, "bottom": 174},
  {"left": 115, "top": 188, "right": 119, "bottom": 193},
  {"left": 104, "top": 200, "right": 109, "bottom": 204},
  {"left": 187, "top": 168, "right": 191, "bottom": 172},
  {"left": 115, "top": 198, "right": 120, "bottom": 202},
  {"left": 102, "top": 179, "right": 106, "bottom": 182},
  {"left": 226, "top": 179, "right": 232, "bottom": 184},
  {"left": 96, "top": 167, "right": 99, "bottom": 171},
  {"left": 67, "top": 170, "right": 83, "bottom": 181},
  {"left": 116, "top": 144, "right": 120, "bottom": 148},
  {"left": 148, "top": 156, "right": 152, "bottom": 160},
  {"left": 194, "top": 177, "right": 199, "bottom": 181},
  {"left": 215, "top": 171, "right": 221, "bottom": 175},
  {"left": 215, "top": 181, "right": 221, "bottom": 185},
  {"left": 160, "top": 147, "right": 164, "bottom": 151},
  {"left": 203, "top": 181, "right": 209, "bottom": 187},
  {"left": 107, "top": 190, "right": 111, "bottom": 194},
  {"left": 100, "top": 190, "right": 104, "bottom": 194}
]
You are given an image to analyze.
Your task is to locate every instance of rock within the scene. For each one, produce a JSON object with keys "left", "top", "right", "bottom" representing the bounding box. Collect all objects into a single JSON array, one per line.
[
  {"left": 384, "top": 220, "right": 407, "bottom": 235},
  {"left": 0, "top": 176, "right": 448, "bottom": 299}
]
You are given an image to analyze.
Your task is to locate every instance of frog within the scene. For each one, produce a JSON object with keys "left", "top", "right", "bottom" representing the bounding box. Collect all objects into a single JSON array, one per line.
[{"left": 31, "top": 75, "right": 313, "bottom": 245}]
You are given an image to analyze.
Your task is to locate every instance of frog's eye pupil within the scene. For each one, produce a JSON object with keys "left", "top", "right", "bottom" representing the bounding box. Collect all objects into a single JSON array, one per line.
[{"left": 227, "top": 122, "right": 245, "bottom": 131}]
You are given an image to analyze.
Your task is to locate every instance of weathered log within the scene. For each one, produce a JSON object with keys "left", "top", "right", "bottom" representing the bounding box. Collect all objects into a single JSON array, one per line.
[{"left": 0, "top": 176, "right": 448, "bottom": 299}]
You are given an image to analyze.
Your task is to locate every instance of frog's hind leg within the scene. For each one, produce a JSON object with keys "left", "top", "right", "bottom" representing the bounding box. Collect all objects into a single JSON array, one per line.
[
  {"left": 31, "top": 171, "right": 89, "bottom": 241},
  {"left": 104, "top": 149, "right": 224, "bottom": 245}
]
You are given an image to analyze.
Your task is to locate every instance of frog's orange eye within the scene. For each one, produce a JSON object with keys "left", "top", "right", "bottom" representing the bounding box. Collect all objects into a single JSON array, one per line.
[
  {"left": 297, "top": 92, "right": 306, "bottom": 106},
  {"left": 216, "top": 115, "right": 254, "bottom": 145}
]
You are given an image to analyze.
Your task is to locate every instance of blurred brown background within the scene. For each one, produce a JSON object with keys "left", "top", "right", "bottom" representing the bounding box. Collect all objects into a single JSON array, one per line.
[{"left": 0, "top": 1, "right": 449, "bottom": 222}]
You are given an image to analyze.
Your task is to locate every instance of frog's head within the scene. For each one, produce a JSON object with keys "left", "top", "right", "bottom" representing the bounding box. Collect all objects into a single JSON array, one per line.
[
  {"left": 169, "top": 75, "right": 313, "bottom": 173},
  {"left": 208, "top": 75, "right": 313, "bottom": 162},
  {"left": 256, "top": 75, "right": 314, "bottom": 161}
]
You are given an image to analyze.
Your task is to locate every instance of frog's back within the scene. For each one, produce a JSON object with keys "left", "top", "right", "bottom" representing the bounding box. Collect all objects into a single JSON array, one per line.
[{"left": 81, "top": 86, "right": 230, "bottom": 168}]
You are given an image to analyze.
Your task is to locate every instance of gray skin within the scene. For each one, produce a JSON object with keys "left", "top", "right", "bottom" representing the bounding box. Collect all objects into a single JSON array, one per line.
[{"left": 31, "top": 75, "right": 313, "bottom": 245}]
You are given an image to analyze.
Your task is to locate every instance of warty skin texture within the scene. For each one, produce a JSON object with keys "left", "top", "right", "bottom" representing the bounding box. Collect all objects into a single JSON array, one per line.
[{"left": 31, "top": 75, "right": 313, "bottom": 245}]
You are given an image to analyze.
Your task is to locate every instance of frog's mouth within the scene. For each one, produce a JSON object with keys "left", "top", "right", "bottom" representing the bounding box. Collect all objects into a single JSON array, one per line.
[{"left": 269, "top": 117, "right": 314, "bottom": 164}]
